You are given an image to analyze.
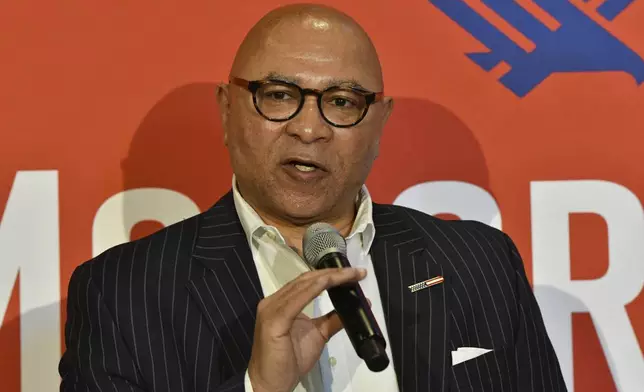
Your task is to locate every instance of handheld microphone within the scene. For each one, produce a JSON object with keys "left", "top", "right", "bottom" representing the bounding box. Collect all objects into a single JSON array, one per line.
[{"left": 302, "top": 222, "right": 390, "bottom": 372}]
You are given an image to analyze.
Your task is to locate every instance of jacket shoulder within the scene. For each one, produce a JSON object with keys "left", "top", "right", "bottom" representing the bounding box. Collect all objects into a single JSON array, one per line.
[
  {"left": 69, "top": 191, "right": 238, "bottom": 295},
  {"left": 69, "top": 212, "right": 204, "bottom": 293},
  {"left": 373, "top": 202, "right": 512, "bottom": 251}
]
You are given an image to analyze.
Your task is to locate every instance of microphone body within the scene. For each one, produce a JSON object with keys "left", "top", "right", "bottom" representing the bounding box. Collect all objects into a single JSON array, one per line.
[{"left": 303, "top": 223, "right": 390, "bottom": 372}]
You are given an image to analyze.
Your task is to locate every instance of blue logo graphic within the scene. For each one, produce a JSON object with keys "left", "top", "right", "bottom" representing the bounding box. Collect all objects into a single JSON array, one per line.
[{"left": 429, "top": 0, "right": 644, "bottom": 96}]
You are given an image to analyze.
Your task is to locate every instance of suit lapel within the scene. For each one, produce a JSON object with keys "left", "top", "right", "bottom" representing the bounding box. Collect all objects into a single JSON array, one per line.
[
  {"left": 371, "top": 204, "right": 450, "bottom": 392},
  {"left": 188, "top": 191, "right": 263, "bottom": 375}
]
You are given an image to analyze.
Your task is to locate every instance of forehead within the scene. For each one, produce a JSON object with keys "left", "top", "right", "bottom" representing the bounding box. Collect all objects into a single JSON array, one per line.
[{"left": 237, "top": 17, "right": 383, "bottom": 91}]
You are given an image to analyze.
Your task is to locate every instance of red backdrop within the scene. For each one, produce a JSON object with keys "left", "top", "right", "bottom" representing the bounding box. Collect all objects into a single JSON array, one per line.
[{"left": 1, "top": 1, "right": 643, "bottom": 391}]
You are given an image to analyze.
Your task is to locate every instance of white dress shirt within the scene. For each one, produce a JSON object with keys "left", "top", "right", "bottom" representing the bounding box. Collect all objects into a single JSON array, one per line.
[{"left": 232, "top": 177, "right": 399, "bottom": 392}]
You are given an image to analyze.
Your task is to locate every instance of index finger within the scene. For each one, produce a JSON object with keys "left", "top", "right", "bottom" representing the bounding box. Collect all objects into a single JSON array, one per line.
[{"left": 273, "top": 267, "right": 367, "bottom": 322}]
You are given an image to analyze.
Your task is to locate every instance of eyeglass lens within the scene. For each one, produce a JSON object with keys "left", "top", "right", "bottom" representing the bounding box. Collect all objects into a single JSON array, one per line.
[{"left": 255, "top": 82, "right": 368, "bottom": 126}]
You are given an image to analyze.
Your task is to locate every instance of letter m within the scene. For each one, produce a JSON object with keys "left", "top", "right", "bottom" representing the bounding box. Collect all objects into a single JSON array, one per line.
[{"left": 0, "top": 171, "right": 61, "bottom": 392}]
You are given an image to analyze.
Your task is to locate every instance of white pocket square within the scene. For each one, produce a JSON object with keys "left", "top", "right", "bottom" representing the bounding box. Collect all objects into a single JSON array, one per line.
[{"left": 451, "top": 347, "right": 493, "bottom": 366}]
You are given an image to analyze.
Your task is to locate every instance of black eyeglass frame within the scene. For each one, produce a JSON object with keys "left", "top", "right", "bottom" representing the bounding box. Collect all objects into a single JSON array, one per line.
[{"left": 229, "top": 76, "right": 384, "bottom": 128}]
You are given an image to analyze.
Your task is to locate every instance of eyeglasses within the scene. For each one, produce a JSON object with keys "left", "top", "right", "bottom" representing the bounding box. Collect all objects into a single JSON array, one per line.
[{"left": 229, "top": 77, "right": 384, "bottom": 128}]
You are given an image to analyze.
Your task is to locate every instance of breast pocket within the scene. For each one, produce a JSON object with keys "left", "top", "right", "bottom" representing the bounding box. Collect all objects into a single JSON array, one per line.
[{"left": 450, "top": 346, "right": 515, "bottom": 392}]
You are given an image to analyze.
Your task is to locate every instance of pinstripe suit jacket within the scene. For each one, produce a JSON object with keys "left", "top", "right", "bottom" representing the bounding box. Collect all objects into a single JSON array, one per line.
[{"left": 60, "top": 190, "right": 567, "bottom": 392}]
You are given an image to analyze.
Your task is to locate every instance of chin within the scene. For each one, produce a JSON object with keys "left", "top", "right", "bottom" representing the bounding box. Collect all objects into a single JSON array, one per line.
[
  {"left": 274, "top": 192, "right": 329, "bottom": 223},
  {"left": 281, "top": 204, "right": 324, "bottom": 222}
]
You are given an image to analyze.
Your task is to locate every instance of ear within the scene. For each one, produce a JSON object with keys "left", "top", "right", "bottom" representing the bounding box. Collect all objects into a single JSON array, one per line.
[
  {"left": 381, "top": 96, "right": 394, "bottom": 126},
  {"left": 215, "top": 83, "right": 231, "bottom": 146},
  {"left": 375, "top": 96, "right": 394, "bottom": 159}
]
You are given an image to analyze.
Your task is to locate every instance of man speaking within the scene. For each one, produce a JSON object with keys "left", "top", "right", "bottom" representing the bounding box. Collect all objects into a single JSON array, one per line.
[{"left": 59, "top": 4, "right": 567, "bottom": 392}]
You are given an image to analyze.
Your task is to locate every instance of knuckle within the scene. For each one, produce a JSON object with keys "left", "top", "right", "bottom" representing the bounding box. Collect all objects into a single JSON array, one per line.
[
  {"left": 256, "top": 299, "right": 270, "bottom": 315},
  {"left": 318, "top": 275, "right": 332, "bottom": 287},
  {"left": 266, "top": 323, "right": 284, "bottom": 337},
  {"left": 302, "top": 270, "right": 319, "bottom": 280}
]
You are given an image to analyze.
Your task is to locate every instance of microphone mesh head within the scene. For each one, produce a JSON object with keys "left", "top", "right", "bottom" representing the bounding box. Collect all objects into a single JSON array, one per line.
[{"left": 302, "top": 222, "right": 347, "bottom": 268}]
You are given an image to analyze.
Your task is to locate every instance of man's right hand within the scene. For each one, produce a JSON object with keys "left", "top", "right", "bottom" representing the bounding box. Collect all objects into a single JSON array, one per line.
[{"left": 247, "top": 267, "right": 367, "bottom": 392}]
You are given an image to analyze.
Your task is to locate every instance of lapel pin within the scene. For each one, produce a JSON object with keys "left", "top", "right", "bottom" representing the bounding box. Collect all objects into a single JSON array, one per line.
[{"left": 408, "top": 276, "right": 444, "bottom": 293}]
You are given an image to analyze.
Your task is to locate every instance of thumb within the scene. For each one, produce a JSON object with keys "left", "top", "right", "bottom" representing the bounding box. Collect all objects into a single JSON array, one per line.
[{"left": 312, "top": 310, "right": 344, "bottom": 342}]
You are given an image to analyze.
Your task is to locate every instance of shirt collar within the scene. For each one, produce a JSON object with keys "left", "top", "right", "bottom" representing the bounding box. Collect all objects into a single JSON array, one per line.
[
  {"left": 346, "top": 185, "right": 376, "bottom": 252},
  {"left": 231, "top": 175, "right": 375, "bottom": 253},
  {"left": 232, "top": 175, "right": 287, "bottom": 247}
]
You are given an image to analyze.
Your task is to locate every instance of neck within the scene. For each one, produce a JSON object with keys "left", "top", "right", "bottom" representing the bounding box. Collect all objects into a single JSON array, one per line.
[
  {"left": 238, "top": 190, "right": 357, "bottom": 256},
  {"left": 257, "top": 208, "right": 356, "bottom": 256}
]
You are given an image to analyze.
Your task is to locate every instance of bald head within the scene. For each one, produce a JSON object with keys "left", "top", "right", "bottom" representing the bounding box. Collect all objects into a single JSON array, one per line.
[{"left": 230, "top": 3, "right": 384, "bottom": 91}]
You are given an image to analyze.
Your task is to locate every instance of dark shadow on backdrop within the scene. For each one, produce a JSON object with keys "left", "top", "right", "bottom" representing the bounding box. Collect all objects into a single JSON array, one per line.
[
  {"left": 121, "top": 83, "right": 232, "bottom": 241},
  {"left": 367, "top": 97, "right": 491, "bottom": 214}
]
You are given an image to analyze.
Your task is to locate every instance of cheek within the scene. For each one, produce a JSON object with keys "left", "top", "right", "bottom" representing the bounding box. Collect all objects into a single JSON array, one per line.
[
  {"left": 334, "top": 131, "right": 379, "bottom": 173},
  {"left": 229, "top": 114, "right": 282, "bottom": 163}
]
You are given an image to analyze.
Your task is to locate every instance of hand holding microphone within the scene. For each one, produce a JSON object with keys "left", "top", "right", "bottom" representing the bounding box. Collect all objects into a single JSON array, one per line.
[
  {"left": 302, "top": 223, "right": 390, "bottom": 372},
  {"left": 247, "top": 223, "right": 389, "bottom": 392}
]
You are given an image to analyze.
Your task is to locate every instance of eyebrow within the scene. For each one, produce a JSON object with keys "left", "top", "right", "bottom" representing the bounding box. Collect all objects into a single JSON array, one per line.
[{"left": 263, "top": 71, "right": 375, "bottom": 92}]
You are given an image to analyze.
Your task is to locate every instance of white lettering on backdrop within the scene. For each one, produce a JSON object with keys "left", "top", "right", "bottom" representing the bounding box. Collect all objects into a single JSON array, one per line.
[
  {"left": 92, "top": 188, "right": 200, "bottom": 257},
  {"left": 531, "top": 180, "right": 644, "bottom": 391},
  {"left": 1, "top": 177, "right": 643, "bottom": 392},
  {"left": 0, "top": 171, "right": 61, "bottom": 392}
]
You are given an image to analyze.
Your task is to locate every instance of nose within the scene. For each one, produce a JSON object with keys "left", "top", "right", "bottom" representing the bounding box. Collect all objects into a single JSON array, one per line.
[{"left": 284, "top": 96, "right": 333, "bottom": 143}]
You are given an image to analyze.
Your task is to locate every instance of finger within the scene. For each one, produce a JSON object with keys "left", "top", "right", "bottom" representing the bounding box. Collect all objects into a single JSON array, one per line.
[
  {"left": 311, "top": 310, "right": 343, "bottom": 342},
  {"left": 264, "top": 268, "right": 341, "bottom": 303},
  {"left": 269, "top": 267, "right": 363, "bottom": 304},
  {"left": 274, "top": 268, "right": 367, "bottom": 324},
  {"left": 256, "top": 268, "right": 360, "bottom": 330}
]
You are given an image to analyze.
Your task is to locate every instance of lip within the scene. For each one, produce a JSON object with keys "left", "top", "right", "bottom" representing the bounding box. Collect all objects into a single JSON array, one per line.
[
  {"left": 281, "top": 156, "right": 328, "bottom": 172},
  {"left": 281, "top": 163, "right": 327, "bottom": 182},
  {"left": 280, "top": 156, "right": 329, "bottom": 183}
]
